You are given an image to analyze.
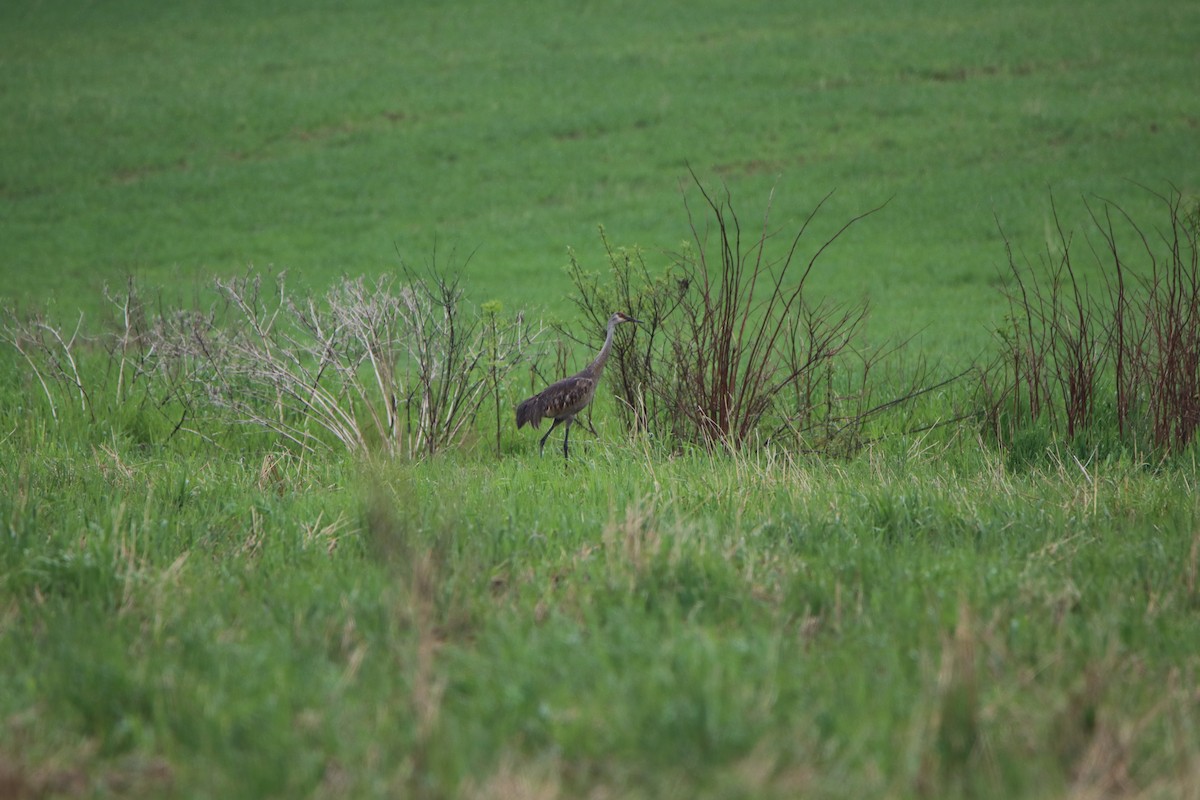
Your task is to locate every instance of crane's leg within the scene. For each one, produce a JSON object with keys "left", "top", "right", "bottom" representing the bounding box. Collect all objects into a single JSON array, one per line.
[
  {"left": 538, "top": 418, "right": 562, "bottom": 455},
  {"left": 562, "top": 418, "right": 572, "bottom": 460}
]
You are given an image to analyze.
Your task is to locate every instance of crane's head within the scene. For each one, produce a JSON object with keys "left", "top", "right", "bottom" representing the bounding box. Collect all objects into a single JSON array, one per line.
[{"left": 610, "top": 311, "right": 640, "bottom": 327}]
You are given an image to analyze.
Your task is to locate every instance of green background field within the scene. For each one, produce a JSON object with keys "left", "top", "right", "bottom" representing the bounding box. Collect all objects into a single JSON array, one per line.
[
  {"left": 3, "top": 1, "right": 1200, "bottom": 797},
  {"left": 5, "top": 0, "right": 1197, "bottom": 355}
]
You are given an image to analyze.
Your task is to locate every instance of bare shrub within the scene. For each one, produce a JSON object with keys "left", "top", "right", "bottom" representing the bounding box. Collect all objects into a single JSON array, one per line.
[
  {"left": 663, "top": 176, "right": 878, "bottom": 447},
  {"left": 1, "top": 279, "right": 222, "bottom": 440},
  {"left": 991, "top": 197, "right": 1104, "bottom": 441},
  {"left": 100, "top": 279, "right": 225, "bottom": 443},
  {"left": 1112, "top": 190, "right": 1200, "bottom": 451},
  {"left": 984, "top": 187, "right": 1200, "bottom": 455},
  {"left": 0, "top": 309, "right": 92, "bottom": 422},
  {"left": 174, "top": 266, "right": 536, "bottom": 457},
  {"left": 568, "top": 171, "right": 940, "bottom": 453}
]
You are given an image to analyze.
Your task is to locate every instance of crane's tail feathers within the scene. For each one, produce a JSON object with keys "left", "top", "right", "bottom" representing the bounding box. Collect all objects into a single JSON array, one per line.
[{"left": 515, "top": 396, "right": 543, "bottom": 429}]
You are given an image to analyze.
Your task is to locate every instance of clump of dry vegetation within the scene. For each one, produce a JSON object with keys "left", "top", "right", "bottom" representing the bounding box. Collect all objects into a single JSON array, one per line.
[{"left": 2, "top": 266, "right": 540, "bottom": 458}]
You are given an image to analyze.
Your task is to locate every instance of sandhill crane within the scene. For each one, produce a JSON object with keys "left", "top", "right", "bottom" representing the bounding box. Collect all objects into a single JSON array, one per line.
[{"left": 515, "top": 311, "right": 639, "bottom": 459}]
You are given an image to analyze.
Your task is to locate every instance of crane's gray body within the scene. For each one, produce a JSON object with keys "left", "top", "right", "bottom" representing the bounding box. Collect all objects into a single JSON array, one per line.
[{"left": 515, "top": 312, "right": 638, "bottom": 458}]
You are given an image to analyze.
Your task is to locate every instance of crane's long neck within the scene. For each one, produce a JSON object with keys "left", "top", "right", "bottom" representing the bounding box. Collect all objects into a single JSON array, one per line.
[{"left": 586, "top": 319, "right": 619, "bottom": 378}]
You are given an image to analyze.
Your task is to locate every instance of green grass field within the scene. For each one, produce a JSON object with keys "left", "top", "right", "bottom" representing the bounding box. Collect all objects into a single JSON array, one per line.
[{"left": 3, "top": 1, "right": 1200, "bottom": 797}]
